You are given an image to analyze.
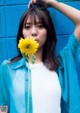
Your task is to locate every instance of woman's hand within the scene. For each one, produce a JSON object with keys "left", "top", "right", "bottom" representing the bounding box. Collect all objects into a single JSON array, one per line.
[{"left": 28, "top": 0, "right": 57, "bottom": 8}]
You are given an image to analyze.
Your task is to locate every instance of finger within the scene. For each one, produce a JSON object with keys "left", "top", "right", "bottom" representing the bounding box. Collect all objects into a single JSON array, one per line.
[
  {"left": 33, "top": 0, "right": 36, "bottom": 2},
  {"left": 31, "top": 0, "right": 36, "bottom": 3},
  {"left": 28, "top": 0, "right": 33, "bottom": 8},
  {"left": 28, "top": 2, "right": 31, "bottom": 8},
  {"left": 28, "top": 0, "right": 37, "bottom": 8}
]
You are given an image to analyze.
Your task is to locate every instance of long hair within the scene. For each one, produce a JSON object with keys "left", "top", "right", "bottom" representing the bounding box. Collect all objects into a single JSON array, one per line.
[{"left": 11, "top": 3, "right": 59, "bottom": 70}]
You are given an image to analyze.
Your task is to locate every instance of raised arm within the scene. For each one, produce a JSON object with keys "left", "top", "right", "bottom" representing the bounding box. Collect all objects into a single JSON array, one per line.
[
  {"left": 48, "top": 0, "right": 80, "bottom": 41},
  {"left": 29, "top": 0, "right": 80, "bottom": 41}
]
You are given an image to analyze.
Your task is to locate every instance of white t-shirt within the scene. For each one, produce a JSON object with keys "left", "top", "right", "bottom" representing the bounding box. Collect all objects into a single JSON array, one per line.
[{"left": 26, "top": 62, "right": 61, "bottom": 113}]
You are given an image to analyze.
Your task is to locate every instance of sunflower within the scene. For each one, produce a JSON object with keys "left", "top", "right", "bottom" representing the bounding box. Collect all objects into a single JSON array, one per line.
[
  {"left": 18, "top": 37, "right": 39, "bottom": 113},
  {"left": 18, "top": 37, "right": 39, "bottom": 56}
]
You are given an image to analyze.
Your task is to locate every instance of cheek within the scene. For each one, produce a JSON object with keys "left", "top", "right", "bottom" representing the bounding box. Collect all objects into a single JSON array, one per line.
[
  {"left": 42, "top": 30, "right": 47, "bottom": 42},
  {"left": 22, "top": 29, "right": 29, "bottom": 38},
  {"left": 39, "top": 30, "right": 47, "bottom": 46},
  {"left": 42, "top": 36, "right": 47, "bottom": 44}
]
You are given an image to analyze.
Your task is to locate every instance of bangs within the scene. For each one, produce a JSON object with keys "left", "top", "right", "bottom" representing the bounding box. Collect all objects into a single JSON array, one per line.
[{"left": 23, "top": 8, "right": 46, "bottom": 27}]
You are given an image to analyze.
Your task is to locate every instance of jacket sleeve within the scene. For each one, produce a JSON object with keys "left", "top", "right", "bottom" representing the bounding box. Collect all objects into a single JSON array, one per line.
[
  {"left": 67, "top": 33, "right": 80, "bottom": 65},
  {"left": 0, "top": 60, "right": 10, "bottom": 106},
  {"left": 58, "top": 33, "right": 80, "bottom": 113},
  {"left": 0, "top": 63, "right": 5, "bottom": 105}
]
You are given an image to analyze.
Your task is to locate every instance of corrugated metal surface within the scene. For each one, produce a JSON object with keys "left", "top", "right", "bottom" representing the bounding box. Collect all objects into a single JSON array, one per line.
[{"left": 0, "top": 0, "right": 80, "bottom": 59}]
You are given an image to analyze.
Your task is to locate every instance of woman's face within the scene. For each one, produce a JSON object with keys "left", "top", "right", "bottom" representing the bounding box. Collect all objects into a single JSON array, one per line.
[{"left": 22, "top": 15, "right": 47, "bottom": 49}]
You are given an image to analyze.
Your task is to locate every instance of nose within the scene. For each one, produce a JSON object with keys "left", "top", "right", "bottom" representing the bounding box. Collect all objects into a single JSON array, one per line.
[{"left": 31, "top": 26, "right": 38, "bottom": 37}]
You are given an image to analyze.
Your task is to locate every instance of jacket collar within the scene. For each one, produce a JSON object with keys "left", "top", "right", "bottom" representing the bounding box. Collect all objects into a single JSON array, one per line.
[
  {"left": 10, "top": 56, "right": 63, "bottom": 70},
  {"left": 11, "top": 58, "right": 27, "bottom": 70}
]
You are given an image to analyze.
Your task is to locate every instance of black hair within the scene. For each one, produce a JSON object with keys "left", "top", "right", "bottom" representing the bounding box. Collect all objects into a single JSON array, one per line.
[{"left": 11, "top": 3, "right": 59, "bottom": 71}]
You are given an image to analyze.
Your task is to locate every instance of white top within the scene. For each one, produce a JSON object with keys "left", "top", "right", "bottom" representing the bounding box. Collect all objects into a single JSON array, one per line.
[{"left": 26, "top": 62, "right": 61, "bottom": 113}]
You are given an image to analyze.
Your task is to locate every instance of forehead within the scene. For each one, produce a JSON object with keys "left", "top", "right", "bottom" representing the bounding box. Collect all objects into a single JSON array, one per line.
[{"left": 25, "top": 15, "right": 41, "bottom": 24}]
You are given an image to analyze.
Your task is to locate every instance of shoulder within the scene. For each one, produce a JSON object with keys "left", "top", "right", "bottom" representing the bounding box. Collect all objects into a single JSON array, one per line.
[
  {"left": 0, "top": 58, "right": 26, "bottom": 71},
  {"left": 0, "top": 60, "right": 10, "bottom": 81},
  {"left": 0, "top": 60, "right": 11, "bottom": 76},
  {"left": 1, "top": 59, "right": 11, "bottom": 64},
  {"left": 68, "top": 33, "right": 80, "bottom": 47},
  {"left": 0, "top": 59, "right": 11, "bottom": 68}
]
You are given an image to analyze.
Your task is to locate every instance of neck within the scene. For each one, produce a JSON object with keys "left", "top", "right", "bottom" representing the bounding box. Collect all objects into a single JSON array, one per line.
[{"left": 35, "top": 48, "right": 43, "bottom": 63}]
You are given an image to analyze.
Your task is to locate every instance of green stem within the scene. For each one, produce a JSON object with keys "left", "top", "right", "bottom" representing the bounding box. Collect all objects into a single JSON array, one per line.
[{"left": 27, "top": 62, "right": 30, "bottom": 113}]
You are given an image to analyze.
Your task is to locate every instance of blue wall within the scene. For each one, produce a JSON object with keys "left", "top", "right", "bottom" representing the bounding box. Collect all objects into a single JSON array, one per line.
[{"left": 0, "top": 1, "right": 80, "bottom": 81}]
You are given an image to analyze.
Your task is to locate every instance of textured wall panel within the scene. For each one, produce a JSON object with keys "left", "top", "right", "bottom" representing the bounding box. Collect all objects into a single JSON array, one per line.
[
  {"left": 0, "top": 0, "right": 4, "bottom": 5},
  {"left": 7, "top": 37, "right": 18, "bottom": 59},
  {"left": 0, "top": 1, "right": 80, "bottom": 68},
  {"left": 0, "top": 38, "right": 7, "bottom": 64},
  {"left": 5, "top": 0, "right": 29, "bottom": 5},
  {"left": 56, "top": 34, "right": 69, "bottom": 54},
  {"left": 5, "top": 5, "right": 28, "bottom": 37},
  {"left": 0, "top": 6, "right": 5, "bottom": 37},
  {"left": 54, "top": 9, "right": 71, "bottom": 35}
]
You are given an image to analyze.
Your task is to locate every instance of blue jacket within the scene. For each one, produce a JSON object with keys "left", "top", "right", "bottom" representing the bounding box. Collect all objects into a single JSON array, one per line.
[{"left": 0, "top": 34, "right": 80, "bottom": 113}]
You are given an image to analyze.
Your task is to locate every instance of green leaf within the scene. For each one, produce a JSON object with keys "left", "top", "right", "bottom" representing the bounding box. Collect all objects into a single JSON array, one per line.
[
  {"left": 22, "top": 53, "right": 29, "bottom": 62},
  {"left": 31, "top": 55, "right": 36, "bottom": 64}
]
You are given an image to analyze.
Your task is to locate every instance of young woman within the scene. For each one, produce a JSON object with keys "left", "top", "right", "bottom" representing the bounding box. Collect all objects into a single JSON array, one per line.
[{"left": 0, "top": 0, "right": 80, "bottom": 113}]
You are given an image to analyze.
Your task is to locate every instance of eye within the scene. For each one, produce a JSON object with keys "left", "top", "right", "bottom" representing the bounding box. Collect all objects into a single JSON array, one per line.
[
  {"left": 24, "top": 25, "right": 31, "bottom": 29},
  {"left": 37, "top": 24, "right": 44, "bottom": 28}
]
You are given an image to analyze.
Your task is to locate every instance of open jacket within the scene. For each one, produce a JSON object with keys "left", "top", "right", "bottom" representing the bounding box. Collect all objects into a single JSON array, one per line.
[{"left": 0, "top": 33, "right": 80, "bottom": 113}]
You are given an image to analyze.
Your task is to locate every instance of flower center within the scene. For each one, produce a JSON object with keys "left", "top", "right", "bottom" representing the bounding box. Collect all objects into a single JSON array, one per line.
[{"left": 26, "top": 44, "right": 30, "bottom": 49}]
